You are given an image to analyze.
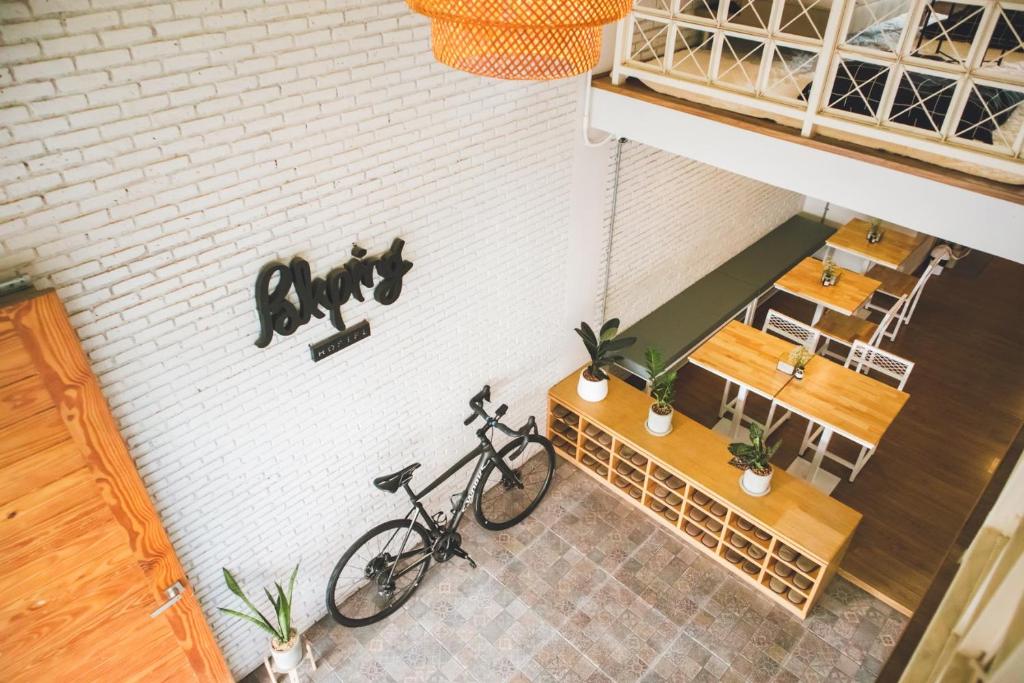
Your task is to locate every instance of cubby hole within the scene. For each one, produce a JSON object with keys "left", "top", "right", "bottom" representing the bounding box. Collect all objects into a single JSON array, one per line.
[
  {"left": 682, "top": 501, "right": 724, "bottom": 538},
  {"left": 728, "top": 515, "right": 772, "bottom": 549},
  {"left": 774, "top": 544, "right": 821, "bottom": 581},
  {"left": 761, "top": 567, "right": 809, "bottom": 610},
  {"left": 719, "top": 543, "right": 762, "bottom": 580},
  {"left": 646, "top": 478, "right": 684, "bottom": 513},
  {"left": 581, "top": 437, "right": 610, "bottom": 464},
  {"left": 579, "top": 449, "right": 609, "bottom": 478},
  {"left": 581, "top": 422, "right": 613, "bottom": 450},
  {"left": 644, "top": 494, "right": 681, "bottom": 526}
]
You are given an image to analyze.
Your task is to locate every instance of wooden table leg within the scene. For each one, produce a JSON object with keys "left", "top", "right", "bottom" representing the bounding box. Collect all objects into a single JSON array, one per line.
[
  {"left": 731, "top": 385, "right": 749, "bottom": 440},
  {"left": 803, "top": 425, "right": 842, "bottom": 493},
  {"left": 808, "top": 425, "right": 832, "bottom": 480}
]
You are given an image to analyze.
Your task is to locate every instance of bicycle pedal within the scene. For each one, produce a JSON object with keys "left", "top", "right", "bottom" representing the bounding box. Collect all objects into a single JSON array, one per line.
[{"left": 452, "top": 546, "right": 477, "bottom": 569}]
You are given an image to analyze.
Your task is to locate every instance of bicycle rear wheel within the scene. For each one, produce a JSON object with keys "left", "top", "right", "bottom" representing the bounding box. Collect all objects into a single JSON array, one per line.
[
  {"left": 473, "top": 434, "right": 555, "bottom": 530},
  {"left": 326, "top": 518, "right": 431, "bottom": 627}
]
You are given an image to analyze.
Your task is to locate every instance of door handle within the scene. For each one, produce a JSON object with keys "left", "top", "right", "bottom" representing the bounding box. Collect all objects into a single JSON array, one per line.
[{"left": 150, "top": 580, "right": 186, "bottom": 618}]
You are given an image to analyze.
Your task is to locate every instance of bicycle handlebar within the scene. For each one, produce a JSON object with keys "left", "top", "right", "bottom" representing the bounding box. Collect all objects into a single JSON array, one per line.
[
  {"left": 463, "top": 385, "right": 537, "bottom": 442},
  {"left": 464, "top": 385, "right": 491, "bottom": 426}
]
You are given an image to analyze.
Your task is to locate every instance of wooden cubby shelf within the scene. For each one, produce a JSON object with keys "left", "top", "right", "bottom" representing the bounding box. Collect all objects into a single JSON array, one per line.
[{"left": 548, "top": 370, "right": 862, "bottom": 619}]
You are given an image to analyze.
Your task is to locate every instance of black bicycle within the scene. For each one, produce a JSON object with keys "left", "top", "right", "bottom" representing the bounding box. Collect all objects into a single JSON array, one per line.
[{"left": 325, "top": 386, "right": 555, "bottom": 627}]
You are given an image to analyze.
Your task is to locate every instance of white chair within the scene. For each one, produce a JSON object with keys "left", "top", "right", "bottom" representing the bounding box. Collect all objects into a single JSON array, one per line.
[
  {"left": 799, "top": 341, "right": 914, "bottom": 481},
  {"left": 865, "top": 256, "right": 941, "bottom": 341},
  {"left": 845, "top": 340, "right": 915, "bottom": 390},
  {"left": 762, "top": 309, "right": 820, "bottom": 351},
  {"left": 816, "top": 295, "right": 906, "bottom": 363}
]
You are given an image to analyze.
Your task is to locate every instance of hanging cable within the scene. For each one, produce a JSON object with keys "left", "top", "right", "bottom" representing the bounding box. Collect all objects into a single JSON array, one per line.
[
  {"left": 600, "top": 137, "right": 627, "bottom": 321},
  {"left": 582, "top": 71, "right": 616, "bottom": 147}
]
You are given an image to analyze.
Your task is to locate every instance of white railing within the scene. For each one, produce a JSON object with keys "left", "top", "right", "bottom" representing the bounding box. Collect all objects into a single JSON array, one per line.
[{"left": 611, "top": 0, "right": 1024, "bottom": 182}]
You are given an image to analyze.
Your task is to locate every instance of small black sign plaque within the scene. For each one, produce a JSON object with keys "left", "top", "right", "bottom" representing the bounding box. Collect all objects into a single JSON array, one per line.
[{"left": 309, "top": 320, "right": 371, "bottom": 362}]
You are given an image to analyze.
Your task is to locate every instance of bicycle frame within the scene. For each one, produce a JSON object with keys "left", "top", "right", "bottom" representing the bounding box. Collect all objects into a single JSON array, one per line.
[
  {"left": 380, "top": 419, "right": 535, "bottom": 585},
  {"left": 409, "top": 417, "right": 534, "bottom": 537}
]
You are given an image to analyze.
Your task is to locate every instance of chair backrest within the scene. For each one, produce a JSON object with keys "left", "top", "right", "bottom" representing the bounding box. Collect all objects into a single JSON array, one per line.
[
  {"left": 846, "top": 340, "right": 915, "bottom": 390},
  {"left": 762, "top": 309, "right": 819, "bottom": 351},
  {"left": 905, "top": 256, "right": 942, "bottom": 322},
  {"left": 871, "top": 294, "right": 908, "bottom": 345}
]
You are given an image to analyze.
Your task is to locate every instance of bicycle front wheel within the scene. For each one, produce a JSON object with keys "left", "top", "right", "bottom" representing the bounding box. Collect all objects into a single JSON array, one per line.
[
  {"left": 473, "top": 434, "right": 555, "bottom": 531},
  {"left": 326, "top": 518, "right": 432, "bottom": 627}
]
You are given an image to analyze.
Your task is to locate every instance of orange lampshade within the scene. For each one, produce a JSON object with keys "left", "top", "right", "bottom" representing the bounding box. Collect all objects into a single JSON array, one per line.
[{"left": 407, "top": 0, "right": 633, "bottom": 81}]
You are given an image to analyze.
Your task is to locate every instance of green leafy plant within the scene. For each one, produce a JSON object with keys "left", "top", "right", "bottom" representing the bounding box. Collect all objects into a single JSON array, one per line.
[
  {"left": 644, "top": 346, "right": 677, "bottom": 413},
  {"left": 821, "top": 258, "right": 839, "bottom": 284},
  {"left": 788, "top": 347, "right": 812, "bottom": 372},
  {"left": 727, "top": 423, "right": 780, "bottom": 475},
  {"left": 867, "top": 218, "right": 884, "bottom": 243},
  {"left": 220, "top": 564, "right": 299, "bottom": 647},
  {"left": 574, "top": 318, "right": 636, "bottom": 381}
]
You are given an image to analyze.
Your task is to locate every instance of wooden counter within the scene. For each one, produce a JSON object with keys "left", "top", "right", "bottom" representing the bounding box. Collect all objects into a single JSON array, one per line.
[{"left": 548, "top": 369, "right": 861, "bottom": 618}]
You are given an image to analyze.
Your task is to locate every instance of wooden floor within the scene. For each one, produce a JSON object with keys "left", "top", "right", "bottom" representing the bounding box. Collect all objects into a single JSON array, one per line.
[{"left": 670, "top": 251, "right": 1024, "bottom": 615}]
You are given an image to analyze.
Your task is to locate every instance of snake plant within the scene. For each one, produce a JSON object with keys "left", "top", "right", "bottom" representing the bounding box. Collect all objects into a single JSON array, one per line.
[
  {"left": 728, "top": 423, "right": 780, "bottom": 475},
  {"left": 219, "top": 564, "right": 299, "bottom": 645}
]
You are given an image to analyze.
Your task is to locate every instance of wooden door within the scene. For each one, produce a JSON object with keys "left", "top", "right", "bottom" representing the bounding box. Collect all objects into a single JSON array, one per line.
[{"left": 0, "top": 289, "right": 231, "bottom": 682}]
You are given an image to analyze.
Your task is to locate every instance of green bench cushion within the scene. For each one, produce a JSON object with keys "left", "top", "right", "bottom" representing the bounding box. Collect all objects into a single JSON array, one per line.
[
  {"left": 617, "top": 215, "right": 835, "bottom": 379},
  {"left": 718, "top": 215, "right": 836, "bottom": 287}
]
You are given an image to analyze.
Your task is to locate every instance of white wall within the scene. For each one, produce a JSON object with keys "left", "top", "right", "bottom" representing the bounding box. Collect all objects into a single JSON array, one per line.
[
  {"left": 0, "top": 1, "right": 581, "bottom": 674},
  {"left": 0, "top": 1, "right": 803, "bottom": 675},
  {"left": 599, "top": 141, "right": 803, "bottom": 327},
  {"left": 590, "top": 86, "right": 1024, "bottom": 265}
]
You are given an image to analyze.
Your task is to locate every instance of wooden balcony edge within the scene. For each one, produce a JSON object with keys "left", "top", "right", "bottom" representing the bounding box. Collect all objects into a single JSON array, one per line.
[{"left": 591, "top": 75, "right": 1024, "bottom": 207}]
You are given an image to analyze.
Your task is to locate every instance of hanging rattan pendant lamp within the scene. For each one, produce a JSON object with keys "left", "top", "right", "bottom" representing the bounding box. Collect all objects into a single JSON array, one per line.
[{"left": 407, "top": 0, "right": 633, "bottom": 81}]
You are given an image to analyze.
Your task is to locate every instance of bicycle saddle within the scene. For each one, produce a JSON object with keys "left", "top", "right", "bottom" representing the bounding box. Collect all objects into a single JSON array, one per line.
[{"left": 373, "top": 463, "right": 420, "bottom": 493}]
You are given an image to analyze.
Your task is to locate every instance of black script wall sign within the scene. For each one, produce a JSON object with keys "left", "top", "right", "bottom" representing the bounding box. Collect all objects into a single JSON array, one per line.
[{"left": 254, "top": 238, "right": 413, "bottom": 349}]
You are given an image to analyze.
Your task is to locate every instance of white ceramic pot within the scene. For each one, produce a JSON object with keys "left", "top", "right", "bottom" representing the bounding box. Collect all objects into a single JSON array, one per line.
[
  {"left": 271, "top": 633, "right": 303, "bottom": 672},
  {"left": 740, "top": 468, "right": 772, "bottom": 497},
  {"left": 646, "top": 404, "right": 673, "bottom": 436},
  {"left": 577, "top": 370, "right": 608, "bottom": 402}
]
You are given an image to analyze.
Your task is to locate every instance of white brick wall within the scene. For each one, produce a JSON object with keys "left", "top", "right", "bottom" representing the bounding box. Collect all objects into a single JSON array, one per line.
[
  {"left": 0, "top": 1, "right": 580, "bottom": 675},
  {"left": 0, "top": 1, "right": 803, "bottom": 676},
  {"left": 598, "top": 142, "right": 804, "bottom": 328}
]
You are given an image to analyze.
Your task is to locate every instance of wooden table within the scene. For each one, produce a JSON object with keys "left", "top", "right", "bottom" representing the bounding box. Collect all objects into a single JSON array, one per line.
[
  {"left": 689, "top": 321, "right": 797, "bottom": 439},
  {"left": 775, "top": 257, "right": 881, "bottom": 324},
  {"left": 827, "top": 219, "right": 926, "bottom": 270},
  {"left": 774, "top": 356, "right": 909, "bottom": 493}
]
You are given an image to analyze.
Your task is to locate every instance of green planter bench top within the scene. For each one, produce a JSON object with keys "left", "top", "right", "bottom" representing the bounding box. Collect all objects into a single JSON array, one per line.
[{"left": 617, "top": 215, "right": 836, "bottom": 379}]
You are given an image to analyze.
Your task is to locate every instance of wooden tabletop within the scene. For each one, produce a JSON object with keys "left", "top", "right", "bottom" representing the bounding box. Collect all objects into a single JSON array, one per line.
[
  {"left": 827, "top": 219, "right": 926, "bottom": 270},
  {"left": 866, "top": 264, "right": 918, "bottom": 299},
  {"left": 775, "top": 257, "right": 881, "bottom": 316},
  {"left": 774, "top": 356, "right": 909, "bottom": 448},
  {"left": 689, "top": 321, "right": 798, "bottom": 399},
  {"left": 549, "top": 369, "right": 862, "bottom": 564}
]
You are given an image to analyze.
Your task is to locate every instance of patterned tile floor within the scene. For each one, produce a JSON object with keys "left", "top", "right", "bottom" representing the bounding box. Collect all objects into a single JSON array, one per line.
[{"left": 244, "top": 460, "right": 906, "bottom": 682}]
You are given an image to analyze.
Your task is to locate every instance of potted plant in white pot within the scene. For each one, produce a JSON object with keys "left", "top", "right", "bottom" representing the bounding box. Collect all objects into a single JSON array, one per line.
[
  {"left": 866, "top": 219, "right": 885, "bottom": 244},
  {"left": 644, "top": 346, "right": 677, "bottom": 436},
  {"left": 789, "top": 347, "right": 812, "bottom": 380},
  {"left": 220, "top": 564, "right": 303, "bottom": 672},
  {"left": 728, "top": 423, "right": 780, "bottom": 497},
  {"left": 820, "top": 258, "right": 840, "bottom": 287},
  {"left": 573, "top": 318, "right": 636, "bottom": 402}
]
